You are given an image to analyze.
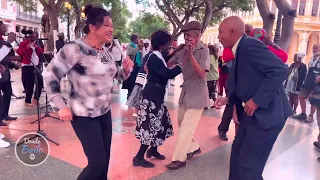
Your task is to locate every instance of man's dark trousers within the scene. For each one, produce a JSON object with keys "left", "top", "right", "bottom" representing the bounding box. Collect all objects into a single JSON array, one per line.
[
  {"left": 218, "top": 103, "right": 233, "bottom": 134},
  {"left": 0, "top": 79, "right": 12, "bottom": 118},
  {"left": 228, "top": 107, "right": 285, "bottom": 180},
  {"left": 0, "top": 92, "right": 4, "bottom": 123}
]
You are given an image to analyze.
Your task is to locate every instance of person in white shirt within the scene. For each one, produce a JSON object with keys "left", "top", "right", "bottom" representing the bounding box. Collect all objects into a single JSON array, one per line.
[
  {"left": 109, "top": 38, "right": 125, "bottom": 84},
  {"left": 109, "top": 37, "right": 125, "bottom": 67},
  {"left": 142, "top": 39, "right": 150, "bottom": 58}
]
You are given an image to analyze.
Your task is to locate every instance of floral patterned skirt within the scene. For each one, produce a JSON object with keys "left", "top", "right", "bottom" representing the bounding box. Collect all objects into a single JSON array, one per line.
[{"left": 135, "top": 98, "right": 174, "bottom": 147}]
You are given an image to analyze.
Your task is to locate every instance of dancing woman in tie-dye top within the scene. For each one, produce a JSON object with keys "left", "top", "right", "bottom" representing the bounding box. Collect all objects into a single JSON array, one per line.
[{"left": 42, "top": 5, "right": 133, "bottom": 179}]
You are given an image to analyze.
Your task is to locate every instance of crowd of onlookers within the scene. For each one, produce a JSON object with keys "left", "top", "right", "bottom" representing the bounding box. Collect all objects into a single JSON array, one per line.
[{"left": 286, "top": 43, "right": 320, "bottom": 162}]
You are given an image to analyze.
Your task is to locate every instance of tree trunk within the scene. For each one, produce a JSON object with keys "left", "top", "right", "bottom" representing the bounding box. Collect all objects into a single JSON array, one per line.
[
  {"left": 71, "top": 0, "right": 81, "bottom": 38},
  {"left": 173, "top": 31, "right": 183, "bottom": 40},
  {"left": 75, "top": 10, "right": 81, "bottom": 38},
  {"left": 172, "top": 1, "right": 213, "bottom": 40},
  {"left": 273, "top": 0, "right": 296, "bottom": 51},
  {"left": 201, "top": 0, "right": 213, "bottom": 33},
  {"left": 256, "top": 0, "right": 275, "bottom": 36},
  {"left": 157, "top": 0, "right": 215, "bottom": 40},
  {"left": 47, "top": 12, "right": 59, "bottom": 51},
  {"left": 39, "top": 0, "right": 64, "bottom": 52}
]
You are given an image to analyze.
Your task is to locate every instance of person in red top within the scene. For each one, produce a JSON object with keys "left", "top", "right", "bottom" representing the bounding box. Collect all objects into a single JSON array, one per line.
[
  {"left": 222, "top": 47, "right": 234, "bottom": 63},
  {"left": 249, "top": 28, "right": 288, "bottom": 63},
  {"left": 17, "top": 29, "right": 44, "bottom": 107},
  {"left": 218, "top": 48, "right": 234, "bottom": 97}
]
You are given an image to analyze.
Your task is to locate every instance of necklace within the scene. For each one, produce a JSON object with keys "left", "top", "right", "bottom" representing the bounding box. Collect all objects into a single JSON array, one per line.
[
  {"left": 82, "top": 37, "right": 115, "bottom": 64},
  {"left": 83, "top": 37, "right": 104, "bottom": 51}
]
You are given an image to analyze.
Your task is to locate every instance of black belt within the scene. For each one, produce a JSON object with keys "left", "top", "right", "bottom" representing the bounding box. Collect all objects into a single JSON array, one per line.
[{"left": 147, "top": 81, "right": 166, "bottom": 88}]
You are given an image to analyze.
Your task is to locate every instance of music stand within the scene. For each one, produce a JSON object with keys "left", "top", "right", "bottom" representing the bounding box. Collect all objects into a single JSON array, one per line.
[
  {"left": 10, "top": 81, "right": 24, "bottom": 100},
  {"left": 15, "top": 39, "right": 59, "bottom": 146},
  {"left": 30, "top": 93, "right": 60, "bottom": 124},
  {"left": 11, "top": 93, "right": 24, "bottom": 100}
]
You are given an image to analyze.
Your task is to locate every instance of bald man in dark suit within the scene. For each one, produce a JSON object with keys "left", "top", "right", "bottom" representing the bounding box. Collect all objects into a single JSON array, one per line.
[{"left": 215, "top": 16, "right": 292, "bottom": 180}]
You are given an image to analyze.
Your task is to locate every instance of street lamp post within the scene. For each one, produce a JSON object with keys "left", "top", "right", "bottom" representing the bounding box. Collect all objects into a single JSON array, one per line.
[
  {"left": 80, "top": 7, "right": 86, "bottom": 37},
  {"left": 64, "top": 2, "right": 72, "bottom": 41}
]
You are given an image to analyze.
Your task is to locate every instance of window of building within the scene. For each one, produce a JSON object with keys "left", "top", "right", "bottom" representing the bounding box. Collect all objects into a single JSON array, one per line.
[
  {"left": 312, "top": 0, "right": 319, "bottom": 16},
  {"left": 1, "top": 0, "right": 7, "bottom": 10},
  {"left": 292, "top": 0, "right": 298, "bottom": 9},
  {"left": 299, "top": 0, "right": 306, "bottom": 15}
]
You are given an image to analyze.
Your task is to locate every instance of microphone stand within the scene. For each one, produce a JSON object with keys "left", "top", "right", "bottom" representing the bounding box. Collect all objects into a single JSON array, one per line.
[
  {"left": 11, "top": 85, "right": 24, "bottom": 99},
  {"left": 30, "top": 39, "right": 61, "bottom": 124},
  {"left": 16, "top": 39, "right": 59, "bottom": 146}
]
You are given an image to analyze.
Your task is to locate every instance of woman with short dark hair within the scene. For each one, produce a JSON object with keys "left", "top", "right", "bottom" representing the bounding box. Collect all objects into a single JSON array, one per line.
[
  {"left": 42, "top": 4, "right": 133, "bottom": 179},
  {"left": 133, "top": 30, "right": 182, "bottom": 168}
]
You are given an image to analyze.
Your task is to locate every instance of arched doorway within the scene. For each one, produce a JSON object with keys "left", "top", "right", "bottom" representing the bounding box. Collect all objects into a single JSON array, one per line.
[
  {"left": 306, "top": 32, "right": 320, "bottom": 63},
  {"left": 288, "top": 31, "right": 299, "bottom": 64}
]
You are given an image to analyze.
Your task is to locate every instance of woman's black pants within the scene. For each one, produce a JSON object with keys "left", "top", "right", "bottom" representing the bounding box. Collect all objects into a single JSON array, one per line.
[{"left": 71, "top": 110, "right": 113, "bottom": 180}]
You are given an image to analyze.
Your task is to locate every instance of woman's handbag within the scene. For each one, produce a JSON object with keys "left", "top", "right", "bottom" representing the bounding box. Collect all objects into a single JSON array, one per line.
[
  {"left": 309, "top": 85, "right": 320, "bottom": 108},
  {"left": 126, "top": 53, "right": 153, "bottom": 109}
]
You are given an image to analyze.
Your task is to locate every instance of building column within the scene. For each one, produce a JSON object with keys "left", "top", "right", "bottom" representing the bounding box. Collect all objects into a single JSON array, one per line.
[
  {"left": 305, "top": 0, "right": 313, "bottom": 16},
  {"left": 211, "top": 35, "right": 215, "bottom": 44},
  {"left": 209, "top": 34, "right": 213, "bottom": 44},
  {"left": 298, "top": 31, "right": 309, "bottom": 53},
  {"left": 297, "top": 0, "right": 301, "bottom": 13},
  {"left": 318, "top": 1, "right": 320, "bottom": 17}
]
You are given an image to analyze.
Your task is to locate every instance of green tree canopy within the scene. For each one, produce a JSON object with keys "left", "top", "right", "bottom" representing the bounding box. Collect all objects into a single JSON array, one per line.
[
  {"left": 15, "top": 0, "right": 131, "bottom": 42},
  {"left": 129, "top": 12, "right": 170, "bottom": 39},
  {"left": 109, "top": 1, "right": 131, "bottom": 42},
  {"left": 136, "top": 0, "right": 255, "bottom": 38},
  {"left": 59, "top": 0, "right": 131, "bottom": 42}
]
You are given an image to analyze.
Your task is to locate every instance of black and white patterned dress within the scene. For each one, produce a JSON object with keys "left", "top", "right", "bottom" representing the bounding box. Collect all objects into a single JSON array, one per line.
[{"left": 135, "top": 51, "right": 181, "bottom": 147}]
